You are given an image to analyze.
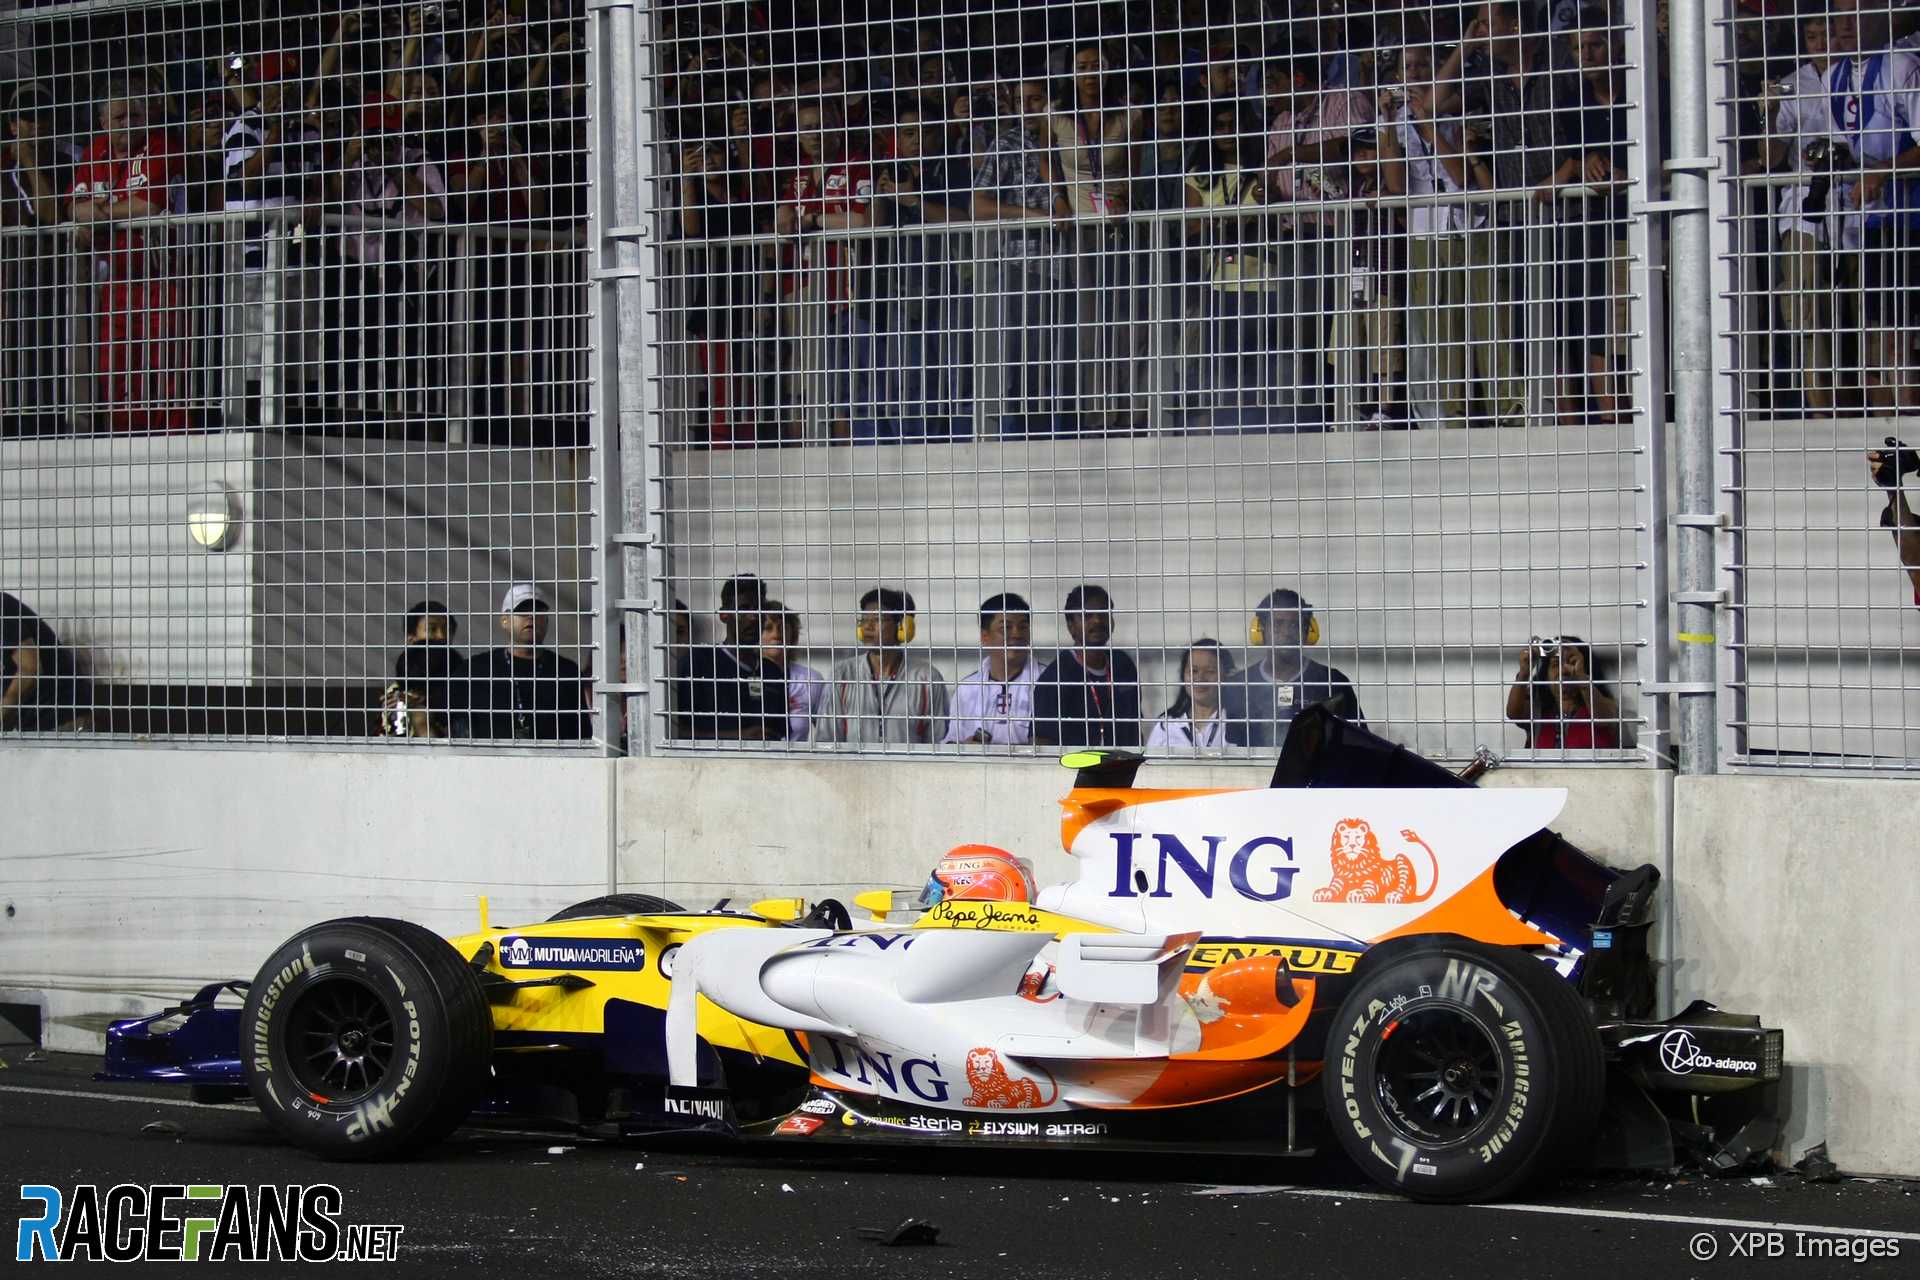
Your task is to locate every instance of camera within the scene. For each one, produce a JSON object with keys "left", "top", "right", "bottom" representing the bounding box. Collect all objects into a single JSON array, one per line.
[
  {"left": 1801, "top": 137, "right": 1857, "bottom": 215},
  {"left": 1874, "top": 437, "right": 1920, "bottom": 488},
  {"left": 417, "top": 2, "right": 443, "bottom": 27},
  {"left": 1530, "top": 635, "right": 1563, "bottom": 683}
]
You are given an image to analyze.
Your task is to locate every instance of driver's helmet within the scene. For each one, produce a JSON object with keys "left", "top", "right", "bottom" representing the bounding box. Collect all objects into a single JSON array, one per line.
[{"left": 924, "top": 845, "right": 1037, "bottom": 905}]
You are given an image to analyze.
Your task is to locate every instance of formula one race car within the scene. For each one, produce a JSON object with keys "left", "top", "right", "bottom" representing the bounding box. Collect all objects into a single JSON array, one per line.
[{"left": 100, "top": 710, "right": 1783, "bottom": 1203}]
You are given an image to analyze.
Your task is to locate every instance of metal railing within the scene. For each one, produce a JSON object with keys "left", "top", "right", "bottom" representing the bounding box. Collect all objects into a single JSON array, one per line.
[{"left": 0, "top": 208, "right": 587, "bottom": 441}]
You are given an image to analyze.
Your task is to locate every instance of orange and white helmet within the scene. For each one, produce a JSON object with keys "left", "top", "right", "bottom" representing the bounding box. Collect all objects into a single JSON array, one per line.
[{"left": 928, "top": 845, "right": 1036, "bottom": 904}]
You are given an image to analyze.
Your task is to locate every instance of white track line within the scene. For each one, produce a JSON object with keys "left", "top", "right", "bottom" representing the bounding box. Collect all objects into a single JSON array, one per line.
[
  {"left": 0, "top": 1083, "right": 598, "bottom": 1145},
  {"left": 1195, "top": 1184, "right": 1920, "bottom": 1241},
  {"left": 0, "top": 1083, "right": 254, "bottom": 1112}
]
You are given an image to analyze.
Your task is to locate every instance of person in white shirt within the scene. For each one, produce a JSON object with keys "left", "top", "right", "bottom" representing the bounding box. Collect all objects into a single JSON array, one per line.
[
  {"left": 1376, "top": 44, "right": 1500, "bottom": 430},
  {"left": 1148, "top": 639, "right": 1234, "bottom": 750},
  {"left": 1821, "top": 0, "right": 1920, "bottom": 412},
  {"left": 761, "top": 603, "right": 827, "bottom": 742},
  {"left": 943, "top": 593, "right": 1039, "bottom": 745}
]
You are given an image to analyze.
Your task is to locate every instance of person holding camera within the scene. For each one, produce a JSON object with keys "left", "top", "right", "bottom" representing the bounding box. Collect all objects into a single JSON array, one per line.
[
  {"left": 1506, "top": 635, "right": 1620, "bottom": 750},
  {"left": 1868, "top": 440, "right": 1920, "bottom": 600}
]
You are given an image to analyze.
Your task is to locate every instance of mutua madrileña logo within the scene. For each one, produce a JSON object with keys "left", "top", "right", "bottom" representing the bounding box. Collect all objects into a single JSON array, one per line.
[
  {"left": 497, "top": 936, "right": 646, "bottom": 971},
  {"left": 16, "top": 1184, "right": 404, "bottom": 1263}
]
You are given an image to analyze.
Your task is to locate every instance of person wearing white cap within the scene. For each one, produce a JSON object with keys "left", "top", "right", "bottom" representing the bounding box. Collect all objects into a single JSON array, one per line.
[{"left": 466, "top": 582, "right": 587, "bottom": 740}]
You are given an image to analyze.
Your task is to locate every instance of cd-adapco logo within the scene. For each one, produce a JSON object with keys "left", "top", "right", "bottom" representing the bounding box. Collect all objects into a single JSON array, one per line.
[
  {"left": 1659, "top": 1029, "right": 1758, "bottom": 1075},
  {"left": 16, "top": 1184, "right": 404, "bottom": 1263}
]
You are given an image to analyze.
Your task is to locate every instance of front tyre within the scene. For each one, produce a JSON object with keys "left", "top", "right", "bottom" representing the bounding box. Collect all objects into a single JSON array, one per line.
[
  {"left": 1322, "top": 936, "right": 1603, "bottom": 1203},
  {"left": 547, "top": 893, "right": 684, "bottom": 921},
  {"left": 242, "top": 917, "right": 492, "bottom": 1160}
]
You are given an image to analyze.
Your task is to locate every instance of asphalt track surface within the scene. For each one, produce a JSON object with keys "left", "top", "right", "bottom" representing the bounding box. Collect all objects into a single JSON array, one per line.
[{"left": 3, "top": 1052, "right": 1916, "bottom": 1279}]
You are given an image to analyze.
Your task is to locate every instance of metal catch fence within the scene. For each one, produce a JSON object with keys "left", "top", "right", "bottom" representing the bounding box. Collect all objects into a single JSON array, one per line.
[
  {"left": 635, "top": 0, "right": 1662, "bottom": 765},
  {"left": 1712, "top": 0, "right": 1920, "bottom": 771},
  {"left": 0, "top": 0, "right": 597, "bottom": 746}
]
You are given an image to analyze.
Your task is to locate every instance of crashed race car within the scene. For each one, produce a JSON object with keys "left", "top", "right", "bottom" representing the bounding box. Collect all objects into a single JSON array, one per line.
[{"left": 100, "top": 709, "right": 1782, "bottom": 1203}]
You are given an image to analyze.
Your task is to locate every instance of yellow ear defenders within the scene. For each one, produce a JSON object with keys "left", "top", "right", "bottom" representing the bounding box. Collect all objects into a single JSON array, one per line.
[
  {"left": 1249, "top": 612, "right": 1320, "bottom": 647},
  {"left": 855, "top": 615, "right": 917, "bottom": 644}
]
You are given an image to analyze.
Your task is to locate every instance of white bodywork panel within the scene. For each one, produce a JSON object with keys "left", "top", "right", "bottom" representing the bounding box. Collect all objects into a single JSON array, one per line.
[{"left": 667, "top": 787, "right": 1569, "bottom": 1113}]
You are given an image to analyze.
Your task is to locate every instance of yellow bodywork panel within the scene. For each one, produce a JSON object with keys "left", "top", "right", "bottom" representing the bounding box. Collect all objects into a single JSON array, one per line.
[
  {"left": 446, "top": 898, "right": 1119, "bottom": 1070},
  {"left": 448, "top": 912, "right": 803, "bottom": 1067}
]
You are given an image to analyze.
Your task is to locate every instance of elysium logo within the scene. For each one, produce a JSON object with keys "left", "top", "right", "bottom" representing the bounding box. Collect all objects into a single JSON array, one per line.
[{"left": 16, "top": 1184, "right": 404, "bottom": 1263}]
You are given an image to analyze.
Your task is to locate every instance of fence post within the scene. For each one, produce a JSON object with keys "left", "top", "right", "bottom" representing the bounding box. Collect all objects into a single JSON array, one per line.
[
  {"left": 587, "top": 0, "right": 663, "bottom": 756},
  {"left": 1667, "top": 0, "right": 1719, "bottom": 775}
]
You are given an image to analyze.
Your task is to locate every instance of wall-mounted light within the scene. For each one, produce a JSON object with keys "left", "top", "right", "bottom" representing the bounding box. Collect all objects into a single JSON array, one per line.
[{"left": 186, "top": 483, "right": 241, "bottom": 551}]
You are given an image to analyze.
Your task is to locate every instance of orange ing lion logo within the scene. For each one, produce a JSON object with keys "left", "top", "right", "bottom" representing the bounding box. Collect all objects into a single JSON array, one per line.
[
  {"left": 962, "top": 1047, "right": 1059, "bottom": 1109},
  {"left": 1311, "top": 819, "right": 1439, "bottom": 905}
]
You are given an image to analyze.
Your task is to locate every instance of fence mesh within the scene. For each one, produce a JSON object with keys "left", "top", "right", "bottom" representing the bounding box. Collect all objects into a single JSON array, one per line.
[
  {"left": 645, "top": 0, "right": 1656, "bottom": 763},
  {"left": 1715, "top": 0, "right": 1920, "bottom": 771},
  {"left": 0, "top": 0, "right": 597, "bottom": 745}
]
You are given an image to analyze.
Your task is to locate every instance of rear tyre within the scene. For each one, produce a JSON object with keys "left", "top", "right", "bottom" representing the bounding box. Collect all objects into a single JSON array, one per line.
[
  {"left": 242, "top": 917, "right": 492, "bottom": 1160},
  {"left": 1321, "top": 935, "right": 1603, "bottom": 1203},
  {"left": 547, "top": 893, "right": 684, "bottom": 921}
]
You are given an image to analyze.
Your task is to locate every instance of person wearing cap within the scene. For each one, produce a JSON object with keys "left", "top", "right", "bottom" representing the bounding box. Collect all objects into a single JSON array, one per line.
[
  {"left": 68, "top": 75, "right": 187, "bottom": 431},
  {"left": 943, "top": 592, "right": 1039, "bottom": 746},
  {"left": 466, "top": 584, "right": 587, "bottom": 741},
  {"left": 818, "top": 587, "right": 949, "bottom": 745},
  {"left": 670, "top": 575, "right": 787, "bottom": 741},
  {"left": 1222, "top": 588, "right": 1363, "bottom": 748},
  {"left": 1032, "top": 584, "right": 1141, "bottom": 749},
  {"left": 383, "top": 599, "right": 468, "bottom": 737}
]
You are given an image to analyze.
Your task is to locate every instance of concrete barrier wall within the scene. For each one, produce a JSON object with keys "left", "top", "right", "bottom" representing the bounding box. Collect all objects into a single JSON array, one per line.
[
  {"left": 0, "top": 746, "right": 610, "bottom": 1052},
  {"left": 5, "top": 746, "right": 1914, "bottom": 1176},
  {"left": 1673, "top": 775, "right": 1920, "bottom": 1177}
]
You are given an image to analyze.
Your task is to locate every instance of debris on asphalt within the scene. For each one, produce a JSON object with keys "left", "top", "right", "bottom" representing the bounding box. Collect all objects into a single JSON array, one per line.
[
  {"left": 856, "top": 1219, "right": 940, "bottom": 1247},
  {"left": 547, "top": 1146, "right": 574, "bottom": 1155},
  {"left": 24, "top": 1050, "right": 46, "bottom": 1062},
  {"left": 1793, "top": 1143, "right": 1842, "bottom": 1184},
  {"left": 633, "top": 1163, "right": 644, "bottom": 1171},
  {"left": 780, "top": 1183, "right": 794, "bottom": 1193},
  {"left": 140, "top": 1120, "right": 184, "bottom": 1137}
]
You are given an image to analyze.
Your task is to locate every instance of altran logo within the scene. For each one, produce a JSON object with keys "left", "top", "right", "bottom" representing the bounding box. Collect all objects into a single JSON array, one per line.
[{"left": 1658, "top": 1029, "right": 1758, "bottom": 1075}]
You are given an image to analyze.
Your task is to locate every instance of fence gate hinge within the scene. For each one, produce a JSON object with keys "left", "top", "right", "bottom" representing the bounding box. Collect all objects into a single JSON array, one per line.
[
  {"left": 1662, "top": 156, "right": 1721, "bottom": 174},
  {"left": 1671, "top": 512, "right": 1730, "bottom": 529},
  {"left": 1671, "top": 589, "right": 1728, "bottom": 606},
  {"left": 1642, "top": 682, "right": 1716, "bottom": 696}
]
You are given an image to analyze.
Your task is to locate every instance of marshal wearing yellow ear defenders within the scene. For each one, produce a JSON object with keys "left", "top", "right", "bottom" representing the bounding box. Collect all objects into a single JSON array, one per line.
[
  {"left": 1250, "top": 588, "right": 1320, "bottom": 648},
  {"left": 855, "top": 586, "right": 918, "bottom": 646}
]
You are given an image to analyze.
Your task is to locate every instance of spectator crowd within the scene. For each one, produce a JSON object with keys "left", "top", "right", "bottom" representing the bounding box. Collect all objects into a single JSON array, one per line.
[
  {"left": 1, "top": 0, "right": 586, "bottom": 434},
  {"left": 654, "top": 0, "right": 1668, "bottom": 444},
  {"left": 656, "top": 572, "right": 1626, "bottom": 754}
]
